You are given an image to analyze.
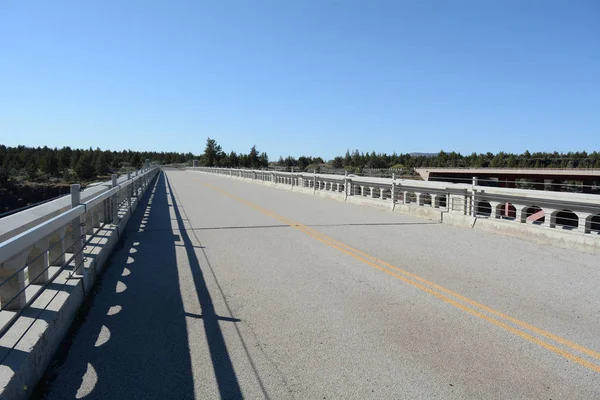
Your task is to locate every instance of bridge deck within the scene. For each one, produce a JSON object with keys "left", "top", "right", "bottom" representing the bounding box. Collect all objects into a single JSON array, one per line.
[{"left": 40, "top": 169, "right": 600, "bottom": 399}]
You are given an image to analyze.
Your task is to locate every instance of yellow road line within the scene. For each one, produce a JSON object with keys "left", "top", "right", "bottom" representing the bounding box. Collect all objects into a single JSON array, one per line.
[{"left": 193, "top": 176, "right": 600, "bottom": 373}]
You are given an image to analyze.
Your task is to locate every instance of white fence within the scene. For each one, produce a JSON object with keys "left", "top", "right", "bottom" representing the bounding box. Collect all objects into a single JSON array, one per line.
[
  {"left": 0, "top": 166, "right": 159, "bottom": 334},
  {"left": 190, "top": 167, "right": 600, "bottom": 238}
]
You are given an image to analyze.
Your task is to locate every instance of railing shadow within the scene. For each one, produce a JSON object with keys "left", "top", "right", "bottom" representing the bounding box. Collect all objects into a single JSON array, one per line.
[{"left": 165, "top": 174, "right": 244, "bottom": 399}]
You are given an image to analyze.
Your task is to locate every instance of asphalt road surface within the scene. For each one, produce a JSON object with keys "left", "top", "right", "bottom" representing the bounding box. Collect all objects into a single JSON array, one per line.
[{"left": 40, "top": 169, "right": 600, "bottom": 399}]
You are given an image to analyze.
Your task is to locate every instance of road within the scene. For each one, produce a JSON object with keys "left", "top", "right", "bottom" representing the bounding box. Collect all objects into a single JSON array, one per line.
[{"left": 40, "top": 169, "right": 600, "bottom": 399}]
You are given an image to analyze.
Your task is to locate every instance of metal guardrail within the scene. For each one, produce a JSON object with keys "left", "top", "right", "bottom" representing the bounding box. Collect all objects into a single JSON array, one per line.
[
  {"left": 190, "top": 167, "right": 600, "bottom": 236},
  {"left": 0, "top": 166, "right": 159, "bottom": 336}
]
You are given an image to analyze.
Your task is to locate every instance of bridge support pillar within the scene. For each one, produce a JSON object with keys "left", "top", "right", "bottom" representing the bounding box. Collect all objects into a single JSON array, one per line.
[
  {"left": 488, "top": 201, "right": 500, "bottom": 218},
  {"left": 127, "top": 172, "right": 132, "bottom": 210},
  {"left": 28, "top": 240, "right": 50, "bottom": 284},
  {"left": 544, "top": 209, "right": 557, "bottom": 228},
  {"left": 0, "top": 253, "right": 28, "bottom": 310},
  {"left": 111, "top": 174, "right": 119, "bottom": 224},
  {"left": 513, "top": 204, "right": 526, "bottom": 223},
  {"left": 577, "top": 212, "right": 590, "bottom": 233}
]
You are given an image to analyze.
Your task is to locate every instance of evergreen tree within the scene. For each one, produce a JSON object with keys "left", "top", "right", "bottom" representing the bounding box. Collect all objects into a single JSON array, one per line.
[
  {"left": 248, "top": 145, "right": 259, "bottom": 168},
  {"left": 75, "top": 153, "right": 94, "bottom": 180},
  {"left": 203, "top": 137, "right": 222, "bottom": 167},
  {"left": 259, "top": 152, "right": 269, "bottom": 168},
  {"left": 41, "top": 152, "right": 59, "bottom": 176},
  {"left": 95, "top": 151, "right": 108, "bottom": 176}
]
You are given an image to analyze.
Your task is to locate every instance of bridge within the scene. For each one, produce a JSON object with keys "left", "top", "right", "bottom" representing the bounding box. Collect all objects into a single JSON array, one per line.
[
  {"left": 1, "top": 167, "right": 600, "bottom": 399},
  {"left": 415, "top": 167, "right": 600, "bottom": 192}
]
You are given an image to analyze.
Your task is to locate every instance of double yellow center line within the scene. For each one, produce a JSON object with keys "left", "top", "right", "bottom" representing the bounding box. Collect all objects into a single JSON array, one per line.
[{"left": 196, "top": 176, "right": 600, "bottom": 374}]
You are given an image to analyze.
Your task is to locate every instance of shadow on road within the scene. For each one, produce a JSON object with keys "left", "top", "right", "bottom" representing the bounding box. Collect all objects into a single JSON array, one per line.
[{"left": 165, "top": 175, "right": 244, "bottom": 399}]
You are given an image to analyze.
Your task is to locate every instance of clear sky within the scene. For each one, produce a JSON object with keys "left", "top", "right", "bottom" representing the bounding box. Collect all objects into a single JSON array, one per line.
[{"left": 1, "top": 0, "right": 598, "bottom": 160}]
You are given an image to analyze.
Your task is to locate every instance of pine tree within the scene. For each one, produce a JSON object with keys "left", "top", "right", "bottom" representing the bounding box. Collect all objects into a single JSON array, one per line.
[
  {"left": 41, "top": 152, "right": 59, "bottom": 176},
  {"left": 95, "top": 152, "right": 108, "bottom": 176},
  {"left": 75, "top": 153, "right": 94, "bottom": 180}
]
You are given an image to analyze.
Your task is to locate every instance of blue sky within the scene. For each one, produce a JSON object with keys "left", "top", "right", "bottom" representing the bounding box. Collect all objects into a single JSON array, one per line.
[{"left": 1, "top": 0, "right": 598, "bottom": 160}]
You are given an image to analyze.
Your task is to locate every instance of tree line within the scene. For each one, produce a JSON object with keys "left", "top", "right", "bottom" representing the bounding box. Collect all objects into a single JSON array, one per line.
[
  {"left": 0, "top": 145, "right": 198, "bottom": 182},
  {"left": 200, "top": 138, "right": 270, "bottom": 169},
  {"left": 3, "top": 141, "right": 599, "bottom": 184},
  {"left": 199, "top": 138, "right": 600, "bottom": 172},
  {"left": 326, "top": 150, "right": 600, "bottom": 172}
]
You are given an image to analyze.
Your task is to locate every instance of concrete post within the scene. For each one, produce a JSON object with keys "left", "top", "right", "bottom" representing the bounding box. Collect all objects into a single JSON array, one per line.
[
  {"left": 471, "top": 177, "right": 478, "bottom": 218},
  {"left": 127, "top": 172, "right": 132, "bottom": 210},
  {"left": 513, "top": 204, "right": 526, "bottom": 223},
  {"left": 489, "top": 201, "right": 501, "bottom": 218},
  {"left": 313, "top": 170, "right": 317, "bottom": 194},
  {"left": 577, "top": 212, "right": 588, "bottom": 233},
  {"left": 71, "top": 184, "right": 85, "bottom": 277},
  {"left": 391, "top": 174, "right": 396, "bottom": 206},
  {"left": 28, "top": 241, "right": 50, "bottom": 284},
  {"left": 111, "top": 174, "right": 119, "bottom": 224},
  {"left": 49, "top": 227, "right": 68, "bottom": 267},
  {"left": 379, "top": 188, "right": 385, "bottom": 199},
  {"left": 344, "top": 171, "right": 349, "bottom": 197},
  {"left": 545, "top": 209, "right": 557, "bottom": 228},
  {"left": 466, "top": 193, "right": 471, "bottom": 215},
  {"left": 84, "top": 205, "right": 95, "bottom": 236},
  {"left": 0, "top": 257, "right": 27, "bottom": 309}
]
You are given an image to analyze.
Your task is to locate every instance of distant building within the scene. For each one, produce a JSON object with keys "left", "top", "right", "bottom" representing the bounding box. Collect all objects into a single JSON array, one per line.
[{"left": 415, "top": 168, "right": 600, "bottom": 194}]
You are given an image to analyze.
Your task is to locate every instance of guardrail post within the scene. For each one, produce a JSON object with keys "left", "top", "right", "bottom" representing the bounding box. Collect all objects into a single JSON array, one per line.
[
  {"left": 0, "top": 255, "right": 27, "bottom": 309},
  {"left": 133, "top": 171, "right": 138, "bottom": 198},
  {"left": 344, "top": 171, "right": 351, "bottom": 200},
  {"left": 391, "top": 173, "right": 396, "bottom": 209},
  {"left": 111, "top": 174, "right": 119, "bottom": 223},
  {"left": 70, "top": 184, "right": 86, "bottom": 280},
  {"left": 127, "top": 172, "right": 132, "bottom": 210},
  {"left": 471, "top": 176, "right": 478, "bottom": 217}
]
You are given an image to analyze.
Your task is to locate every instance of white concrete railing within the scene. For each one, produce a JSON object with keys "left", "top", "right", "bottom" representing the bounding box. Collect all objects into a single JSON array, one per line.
[
  {"left": 190, "top": 167, "right": 600, "bottom": 238},
  {"left": 0, "top": 166, "right": 159, "bottom": 334}
]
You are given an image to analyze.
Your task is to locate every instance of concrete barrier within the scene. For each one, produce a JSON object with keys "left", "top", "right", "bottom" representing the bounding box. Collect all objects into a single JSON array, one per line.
[
  {"left": 190, "top": 167, "right": 600, "bottom": 255},
  {"left": 0, "top": 167, "right": 159, "bottom": 400}
]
